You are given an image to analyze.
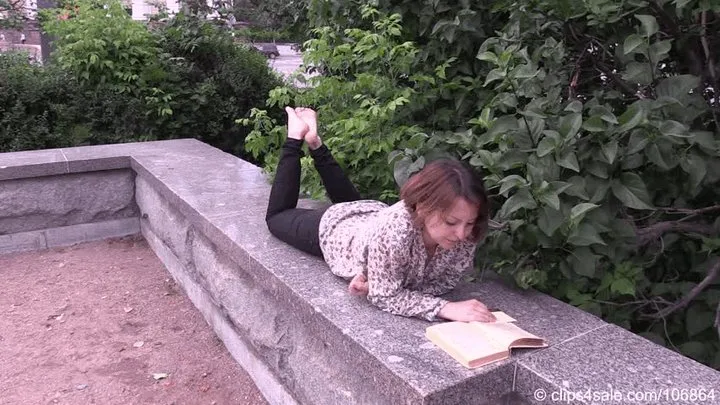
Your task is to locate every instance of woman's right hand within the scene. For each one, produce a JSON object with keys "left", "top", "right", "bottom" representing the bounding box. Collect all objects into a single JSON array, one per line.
[{"left": 437, "top": 299, "right": 497, "bottom": 322}]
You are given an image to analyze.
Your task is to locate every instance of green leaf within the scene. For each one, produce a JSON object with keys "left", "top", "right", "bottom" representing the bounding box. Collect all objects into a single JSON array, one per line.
[
  {"left": 484, "top": 68, "right": 505, "bottom": 86},
  {"left": 601, "top": 140, "right": 619, "bottom": 164},
  {"left": 621, "top": 153, "right": 645, "bottom": 170},
  {"left": 498, "top": 174, "right": 528, "bottom": 196},
  {"left": 536, "top": 136, "right": 556, "bottom": 157},
  {"left": 635, "top": 14, "right": 659, "bottom": 37},
  {"left": 646, "top": 143, "right": 672, "bottom": 170},
  {"left": 538, "top": 192, "right": 561, "bottom": 210},
  {"left": 568, "top": 223, "right": 606, "bottom": 246},
  {"left": 499, "top": 188, "right": 537, "bottom": 218},
  {"left": 557, "top": 151, "right": 580, "bottom": 172},
  {"left": 680, "top": 153, "right": 707, "bottom": 191},
  {"left": 648, "top": 40, "right": 672, "bottom": 63},
  {"left": 591, "top": 105, "right": 619, "bottom": 124},
  {"left": 568, "top": 247, "right": 599, "bottom": 278},
  {"left": 476, "top": 51, "right": 498, "bottom": 63},
  {"left": 564, "top": 176, "right": 590, "bottom": 199},
  {"left": 623, "top": 34, "right": 645, "bottom": 55},
  {"left": 616, "top": 104, "right": 645, "bottom": 132},
  {"left": 538, "top": 206, "right": 564, "bottom": 236},
  {"left": 690, "top": 131, "right": 718, "bottom": 151},
  {"left": 627, "top": 130, "right": 649, "bottom": 154},
  {"left": 582, "top": 116, "right": 606, "bottom": 132},
  {"left": 558, "top": 113, "right": 582, "bottom": 140},
  {"left": 611, "top": 172, "right": 654, "bottom": 210},
  {"left": 564, "top": 100, "right": 583, "bottom": 113},
  {"left": 610, "top": 278, "right": 636, "bottom": 296},
  {"left": 655, "top": 75, "right": 700, "bottom": 100},
  {"left": 658, "top": 120, "right": 689, "bottom": 137},
  {"left": 586, "top": 161, "right": 609, "bottom": 179},
  {"left": 570, "top": 203, "right": 600, "bottom": 223},
  {"left": 486, "top": 116, "right": 519, "bottom": 137},
  {"left": 622, "top": 62, "right": 653, "bottom": 85}
]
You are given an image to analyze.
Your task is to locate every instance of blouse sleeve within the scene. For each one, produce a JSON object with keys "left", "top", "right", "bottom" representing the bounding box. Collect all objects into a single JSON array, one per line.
[{"left": 365, "top": 230, "right": 448, "bottom": 322}]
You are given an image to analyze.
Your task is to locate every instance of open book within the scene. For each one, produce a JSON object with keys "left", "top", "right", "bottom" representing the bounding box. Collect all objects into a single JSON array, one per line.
[{"left": 425, "top": 311, "right": 547, "bottom": 369}]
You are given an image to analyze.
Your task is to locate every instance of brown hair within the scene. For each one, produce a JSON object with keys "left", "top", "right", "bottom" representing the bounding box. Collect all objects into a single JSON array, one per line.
[{"left": 400, "top": 159, "right": 489, "bottom": 241}]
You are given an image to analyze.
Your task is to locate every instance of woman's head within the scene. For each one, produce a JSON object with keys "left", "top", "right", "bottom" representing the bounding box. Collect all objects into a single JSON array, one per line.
[{"left": 400, "top": 159, "right": 489, "bottom": 249}]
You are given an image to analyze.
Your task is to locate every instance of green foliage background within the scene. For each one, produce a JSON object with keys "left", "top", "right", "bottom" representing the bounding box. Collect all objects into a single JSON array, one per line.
[
  {"left": 243, "top": 0, "right": 720, "bottom": 369},
  {"left": 1, "top": 0, "right": 281, "bottom": 156}
]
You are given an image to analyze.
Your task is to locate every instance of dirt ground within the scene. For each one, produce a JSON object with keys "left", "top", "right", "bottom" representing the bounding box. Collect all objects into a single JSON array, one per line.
[{"left": 0, "top": 237, "right": 268, "bottom": 405}]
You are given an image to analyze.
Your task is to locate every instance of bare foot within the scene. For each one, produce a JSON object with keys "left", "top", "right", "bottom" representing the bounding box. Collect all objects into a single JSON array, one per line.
[
  {"left": 285, "top": 107, "right": 309, "bottom": 140},
  {"left": 295, "top": 107, "right": 322, "bottom": 150}
]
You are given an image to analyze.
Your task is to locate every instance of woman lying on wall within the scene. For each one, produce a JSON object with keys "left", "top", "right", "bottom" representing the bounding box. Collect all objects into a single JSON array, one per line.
[{"left": 265, "top": 107, "right": 496, "bottom": 323}]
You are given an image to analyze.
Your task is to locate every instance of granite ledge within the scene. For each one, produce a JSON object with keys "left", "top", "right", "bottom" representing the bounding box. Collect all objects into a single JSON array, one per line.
[{"left": 0, "top": 139, "right": 215, "bottom": 181}]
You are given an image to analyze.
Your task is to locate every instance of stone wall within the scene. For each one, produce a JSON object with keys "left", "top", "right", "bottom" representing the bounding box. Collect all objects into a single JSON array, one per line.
[
  {"left": 0, "top": 169, "right": 140, "bottom": 254},
  {"left": 0, "top": 169, "right": 138, "bottom": 235}
]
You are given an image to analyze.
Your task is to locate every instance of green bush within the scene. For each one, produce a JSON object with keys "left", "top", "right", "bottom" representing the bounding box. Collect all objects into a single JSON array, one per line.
[
  {"left": 244, "top": 2, "right": 720, "bottom": 369},
  {"left": 0, "top": 53, "right": 79, "bottom": 152},
  {"left": 149, "top": 13, "right": 284, "bottom": 154},
  {"left": 0, "top": 1, "right": 281, "bottom": 158}
]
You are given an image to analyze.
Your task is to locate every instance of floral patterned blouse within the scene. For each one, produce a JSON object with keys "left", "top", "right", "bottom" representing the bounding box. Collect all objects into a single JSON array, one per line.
[{"left": 318, "top": 200, "right": 477, "bottom": 321}]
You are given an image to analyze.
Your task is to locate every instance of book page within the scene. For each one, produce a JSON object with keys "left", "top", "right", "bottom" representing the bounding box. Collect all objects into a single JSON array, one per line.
[
  {"left": 469, "top": 321, "right": 546, "bottom": 349},
  {"left": 426, "top": 322, "right": 507, "bottom": 367},
  {"left": 491, "top": 311, "right": 516, "bottom": 323}
]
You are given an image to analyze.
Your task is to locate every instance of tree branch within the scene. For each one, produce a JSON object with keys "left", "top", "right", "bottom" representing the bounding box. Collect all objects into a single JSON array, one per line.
[
  {"left": 637, "top": 221, "right": 716, "bottom": 247},
  {"left": 646, "top": 258, "right": 720, "bottom": 319},
  {"left": 661, "top": 204, "right": 720, "bottom": 216}
]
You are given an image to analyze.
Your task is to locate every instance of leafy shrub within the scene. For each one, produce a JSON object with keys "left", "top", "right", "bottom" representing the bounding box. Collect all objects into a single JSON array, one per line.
[
  {"left": 244, "top": 2, "right": 720, "bottom": 369},
  {"left": 1, "top": 2, "right": 281, "bottom": 158},
  {"left": 0, "top": 52, "right": 79, "bottom": 152}
]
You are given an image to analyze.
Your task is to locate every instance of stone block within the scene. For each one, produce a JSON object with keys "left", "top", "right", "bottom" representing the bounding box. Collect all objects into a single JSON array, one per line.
[
  {"left": 0, "top": 148, "right": 68, "bottom": 181},
  {"left": 0, "top": 170, "right": 138, "bottom": 235},
  {"left": 134, "top": 177, "right": 194, "bottom": 271},
  {"left": 516, "top": 324, "right": 720, "bottom": 404},
  {"left": 44, "top": 217, "right": 140, "bottom": 247},
  {"left": 0, "top": 230, "right": 47, "bottom": 254}
]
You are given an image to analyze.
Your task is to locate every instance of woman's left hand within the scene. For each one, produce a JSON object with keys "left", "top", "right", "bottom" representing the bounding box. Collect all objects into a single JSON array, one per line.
[{"left": 348, "top": 273, "right": 369, "bottom": 296}]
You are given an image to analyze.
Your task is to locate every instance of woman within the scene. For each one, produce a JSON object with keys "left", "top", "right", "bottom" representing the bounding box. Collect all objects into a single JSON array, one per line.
[{"left": 265, "top": 107, "right": 496, "bottom": 323}]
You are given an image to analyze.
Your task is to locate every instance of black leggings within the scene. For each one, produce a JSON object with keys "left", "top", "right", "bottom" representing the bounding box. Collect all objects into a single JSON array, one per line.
[{"left": 265, "top": 138, "right": 362, "bottom": 257}]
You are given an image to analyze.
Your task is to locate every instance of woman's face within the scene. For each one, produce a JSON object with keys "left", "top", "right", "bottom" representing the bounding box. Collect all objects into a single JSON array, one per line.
[{"left": 421, "top": 197, "right": 478, "bottom": 250}]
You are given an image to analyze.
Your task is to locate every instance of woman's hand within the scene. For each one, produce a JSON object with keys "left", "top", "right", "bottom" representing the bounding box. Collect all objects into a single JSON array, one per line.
[
  {"left": 348, "top": 273, "right": 369, "bottom": 296},
  {"left": 437, "top": 299, "right": 497, "bottom": 322}
]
